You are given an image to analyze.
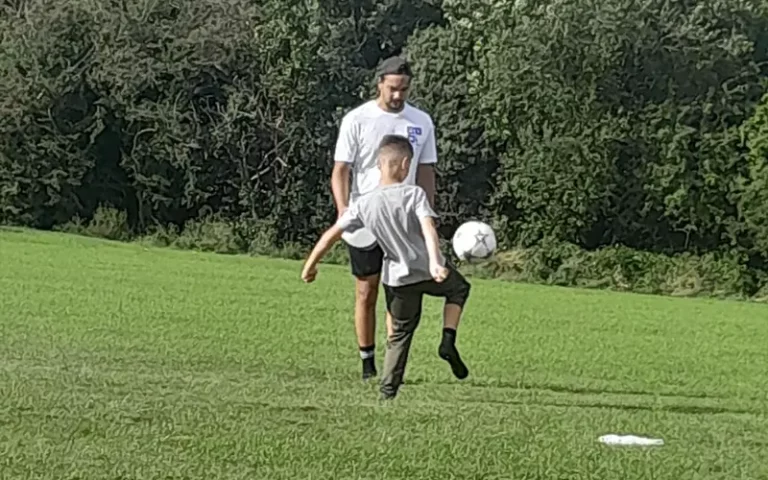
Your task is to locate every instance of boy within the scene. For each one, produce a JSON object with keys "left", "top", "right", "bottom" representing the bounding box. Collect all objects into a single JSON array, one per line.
[{"left": 301, "top": 134, "right": 471, "bottom": 400}]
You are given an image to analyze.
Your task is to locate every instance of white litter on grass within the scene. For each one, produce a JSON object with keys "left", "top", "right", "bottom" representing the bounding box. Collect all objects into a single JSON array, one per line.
[{"left": 598, "top": 434, "right": 664, "bottom": 446}]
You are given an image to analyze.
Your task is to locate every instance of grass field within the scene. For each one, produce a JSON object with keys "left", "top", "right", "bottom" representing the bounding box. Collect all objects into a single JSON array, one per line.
[{"left": 2, "top": 227, "right": 768, "bottom": 479}]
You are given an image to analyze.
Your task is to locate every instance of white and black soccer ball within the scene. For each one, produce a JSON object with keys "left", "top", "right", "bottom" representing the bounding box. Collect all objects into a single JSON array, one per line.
[{"left": 451, "top": 221, "right": 497, "bottom": 262}]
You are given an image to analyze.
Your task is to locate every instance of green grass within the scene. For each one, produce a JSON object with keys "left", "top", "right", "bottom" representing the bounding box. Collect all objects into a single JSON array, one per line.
[{"left": 2, "top": 227, "right": 768, "bottom": 479}]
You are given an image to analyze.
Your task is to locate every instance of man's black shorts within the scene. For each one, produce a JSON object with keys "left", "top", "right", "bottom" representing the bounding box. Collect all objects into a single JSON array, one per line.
[{"left": 347, "top": 243, "right": 384, "bottom": 278}]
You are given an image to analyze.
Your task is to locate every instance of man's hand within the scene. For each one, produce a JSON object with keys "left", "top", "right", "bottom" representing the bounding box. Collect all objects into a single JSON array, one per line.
[
  {"left": 302, "top": 264, "right": 318, "bottom": 283},
  {"left": 336, "top": 207, "right": 348, "bottom": 221},
  {"left": 430, "top": 262, "right": 449, "bottom": 283}
]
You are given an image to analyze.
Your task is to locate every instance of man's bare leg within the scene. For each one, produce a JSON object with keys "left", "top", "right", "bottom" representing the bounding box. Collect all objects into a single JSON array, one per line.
[{"left": 355, "top": 274, "right": 379, "bottom": 380}]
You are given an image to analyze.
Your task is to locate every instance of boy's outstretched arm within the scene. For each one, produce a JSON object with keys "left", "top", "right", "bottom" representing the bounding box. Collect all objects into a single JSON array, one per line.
[
  {"left": 419, "top": 216, "right": 448, "bottom": 283},
  {"left": 301, "top": 225, "right": 344, "bottom": 283}
]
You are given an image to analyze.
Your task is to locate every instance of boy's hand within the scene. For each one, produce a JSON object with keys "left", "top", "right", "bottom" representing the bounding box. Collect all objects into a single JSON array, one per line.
[
  {"left": 430, "top": 262, "right": 449, "bottom": 283},
  {"left": 302, "top": 264, "right": 318, "bottom": 283}
]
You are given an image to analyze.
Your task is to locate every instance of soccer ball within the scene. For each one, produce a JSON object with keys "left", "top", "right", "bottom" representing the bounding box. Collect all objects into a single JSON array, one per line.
[{"left": 451, "top": 221, "right": 497, "bottom": 261}]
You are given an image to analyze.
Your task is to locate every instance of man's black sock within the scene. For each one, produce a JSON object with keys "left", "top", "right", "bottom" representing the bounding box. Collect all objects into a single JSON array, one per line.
[
  {"left": 360, "top": 345, "right": 376, "bottom": 379},
  {"left": 359, "top": 345, "right": 375, "bottom": 360}
]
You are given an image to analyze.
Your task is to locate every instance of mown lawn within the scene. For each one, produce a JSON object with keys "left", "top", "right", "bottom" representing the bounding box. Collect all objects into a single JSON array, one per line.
[{"left": 1, "top": 227, "right": 767, "bottom": 479}]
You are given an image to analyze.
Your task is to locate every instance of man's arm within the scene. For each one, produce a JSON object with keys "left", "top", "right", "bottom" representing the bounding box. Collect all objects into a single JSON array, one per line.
[
  {"left": 416, "top": 164, "right": 436, "bottom": 208},
  {"left": 332, "top": 113, "right": 357, "bottom": 217},
  {"left": 416, "top": 122, "right": 438, "bottom": 207},
  {"left": 331, "top": 162, "right": 351, "bottom": 216}
]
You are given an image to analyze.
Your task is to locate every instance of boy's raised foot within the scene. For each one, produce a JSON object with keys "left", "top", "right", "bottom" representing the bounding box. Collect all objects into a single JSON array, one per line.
[{"left": 438, "top": 340, "right": 469, "bottom": 380}]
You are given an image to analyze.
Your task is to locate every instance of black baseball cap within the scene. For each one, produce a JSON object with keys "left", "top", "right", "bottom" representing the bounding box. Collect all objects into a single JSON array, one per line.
[{"left": 375, "top": 56, "right": 412, "bottom": 79}]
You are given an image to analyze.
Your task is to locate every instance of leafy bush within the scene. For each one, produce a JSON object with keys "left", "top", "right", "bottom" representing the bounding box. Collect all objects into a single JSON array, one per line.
[
  {"left": 0, "top": 0, "right": 444, "bottom": 242},
  {"left": 466, "top": 242, "right": 754, "bottom": 299},
  {"left": 461, "top": 0, "right": 768, "bottom": 252},
  {"left": 169, "top": 217, "right": 237, "bottom": 254},
  {"left": 5, "top": 0, "right": 768, "bottom": 301},
  {"left": 741, "top": 92, "right": 768, "bottom": 256},
  {"left": 56, "top": 205, "right": 131, "bottom": 242}
]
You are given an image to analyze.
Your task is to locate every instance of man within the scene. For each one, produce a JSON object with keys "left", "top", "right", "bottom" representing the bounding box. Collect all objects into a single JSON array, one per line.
[
  {"left": 332, "top": 56, "right": 438, "bottom": 380},
  {"left": 305, "top": 135, "right": 470, "bottom": 399}
]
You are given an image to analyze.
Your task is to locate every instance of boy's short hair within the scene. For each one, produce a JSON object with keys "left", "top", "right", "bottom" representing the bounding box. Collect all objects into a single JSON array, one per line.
[{"left": 378, "top": 134, "right": 414, "bottom": 162}]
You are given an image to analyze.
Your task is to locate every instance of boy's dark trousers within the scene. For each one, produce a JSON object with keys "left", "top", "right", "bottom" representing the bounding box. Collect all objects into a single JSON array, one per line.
[{"left": 380, "top": 265, "right": 471, "bottom": 398}]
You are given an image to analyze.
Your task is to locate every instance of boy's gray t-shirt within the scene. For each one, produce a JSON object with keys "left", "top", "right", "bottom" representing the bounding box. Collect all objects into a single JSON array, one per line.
[{"left": 337, "top": 183, "right": 442, "bottom": 287}]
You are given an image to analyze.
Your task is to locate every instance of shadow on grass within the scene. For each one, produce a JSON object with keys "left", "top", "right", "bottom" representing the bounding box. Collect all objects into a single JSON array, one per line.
[
  {"left": 404, "top": 378, "right": 729, "bottom": 400},
  {"left": 473, "top": 396, "right": 759, "bottom": 417}
]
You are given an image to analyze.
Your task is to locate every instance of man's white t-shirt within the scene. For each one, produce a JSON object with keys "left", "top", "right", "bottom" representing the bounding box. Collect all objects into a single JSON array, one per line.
[
  {"left": 333, "top": 100, "right": 437, "bottom": 249},
  {"left": 334, "top": 100, "right": 437, "bottom": 203}
]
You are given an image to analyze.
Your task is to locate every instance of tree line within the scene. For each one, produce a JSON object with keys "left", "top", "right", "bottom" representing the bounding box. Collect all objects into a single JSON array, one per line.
[{"left": 3, "top": 0, "right": 768, "bottom": 298}]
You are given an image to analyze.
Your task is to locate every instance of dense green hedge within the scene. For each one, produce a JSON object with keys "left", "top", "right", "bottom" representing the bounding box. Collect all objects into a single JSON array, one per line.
[{"left": 4, "top": 0, "right": 768, "bottom": 299}]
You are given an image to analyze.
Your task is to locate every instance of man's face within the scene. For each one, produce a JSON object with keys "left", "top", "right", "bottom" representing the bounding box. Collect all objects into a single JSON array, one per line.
[{"left": 377, "top": 74, "right": 410, "bottom": 112}]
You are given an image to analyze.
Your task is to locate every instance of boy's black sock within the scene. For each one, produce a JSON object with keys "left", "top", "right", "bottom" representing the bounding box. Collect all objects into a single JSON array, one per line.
[
  {"left": 360, "top": 345, "right": 376, "bottom": 380},
  {"left": 438, "top": 328, "right": 468, "bottom": 380},
  {"left": 441, "top": 327, "right": 457, "bottom": 345}
]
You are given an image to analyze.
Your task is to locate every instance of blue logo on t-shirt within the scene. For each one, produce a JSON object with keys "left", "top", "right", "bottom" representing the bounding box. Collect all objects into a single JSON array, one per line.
[{"left": 407, "top": 126, "right": 422, "bottom": 144}]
